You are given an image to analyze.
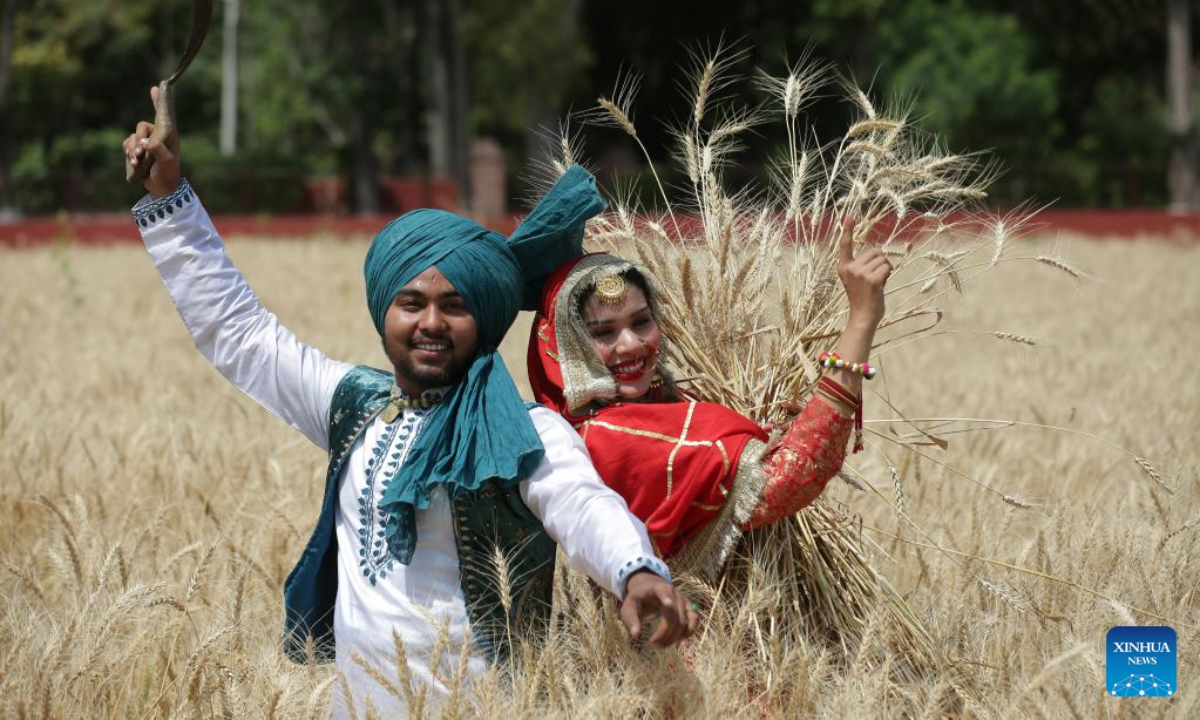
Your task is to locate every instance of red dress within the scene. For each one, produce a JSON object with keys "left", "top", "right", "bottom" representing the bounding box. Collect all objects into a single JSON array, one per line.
[{"left": 528, "top": 254, "right": 853, "bottom": 575}]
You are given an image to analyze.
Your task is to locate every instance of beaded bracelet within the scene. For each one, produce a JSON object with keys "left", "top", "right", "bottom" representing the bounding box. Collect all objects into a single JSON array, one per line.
[{"left": 817, "top": 351, "right": 876, "bottom": 380}]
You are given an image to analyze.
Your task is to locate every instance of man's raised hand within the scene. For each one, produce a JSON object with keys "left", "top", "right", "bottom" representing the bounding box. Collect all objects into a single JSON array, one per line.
[
  {"left": 619, "top": 570, "right": 699, "bottom": 648},
  {"left": 123, "top": 86, "right": 181, "bottom": 199}
]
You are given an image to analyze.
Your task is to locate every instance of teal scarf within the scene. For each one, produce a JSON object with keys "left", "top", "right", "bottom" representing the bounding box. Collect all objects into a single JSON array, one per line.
[{"left": 362, "top": 165, "right": 605, "bottom": 564}]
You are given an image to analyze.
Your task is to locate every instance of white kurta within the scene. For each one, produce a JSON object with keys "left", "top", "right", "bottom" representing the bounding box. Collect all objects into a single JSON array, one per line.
[{"left": 134, "top": 181, "right": 669, "bottom": 717}]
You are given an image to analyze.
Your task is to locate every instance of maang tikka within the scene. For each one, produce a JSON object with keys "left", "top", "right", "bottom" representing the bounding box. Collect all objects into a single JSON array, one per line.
[{"left": 593, "top": 274, "right": 628, "bottom": 306}]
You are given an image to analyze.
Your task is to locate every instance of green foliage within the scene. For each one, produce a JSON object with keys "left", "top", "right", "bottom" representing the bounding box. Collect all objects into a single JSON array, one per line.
[
  {"left": 0, "top": 0, "right": 1189, "bottom": 212},
  {"left": 184, "top": 135, "right": 308, "bottom": 213},
  {"left": 801, "top": 0, "right": 1183, "bottom": 206},
  {"left": 234, "top": 0, "right": 347, "bottom": 173},
  {"left": 462, "top": 0, "right": 592, "bottom": 136},
  {"left": 1076, "top": 74, "right": 1168, "bottom": 206},
  {"left": 11, "top": 143, "right": 53, "bottom": 212},
  {"left": 873, "top": 0, "right": 1059, "bottom": 155},
  {"left": 815, "top": 0, "right": 1061, "bottom": 204},
  {"left": 12, "top": 129, "right": 131, "bottom": 211}
]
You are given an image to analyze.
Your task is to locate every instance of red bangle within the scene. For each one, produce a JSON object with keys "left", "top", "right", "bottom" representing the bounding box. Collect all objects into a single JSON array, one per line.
[
  {"left": 818, "top": 376, "right": 859, "bottom": 407},
  {"left": 817, "top": 376, "right": 865, "bottom": 454}
]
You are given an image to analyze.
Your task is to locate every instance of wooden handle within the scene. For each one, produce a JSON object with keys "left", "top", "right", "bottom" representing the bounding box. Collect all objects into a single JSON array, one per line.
[{"left": 125, "top": 81, "right": 176, "bottom": 184}]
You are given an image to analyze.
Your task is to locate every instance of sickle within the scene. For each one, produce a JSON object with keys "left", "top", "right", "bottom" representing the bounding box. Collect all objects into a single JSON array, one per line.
[{"left": 126, "top": 0, "right": 215, "bottom": 184}]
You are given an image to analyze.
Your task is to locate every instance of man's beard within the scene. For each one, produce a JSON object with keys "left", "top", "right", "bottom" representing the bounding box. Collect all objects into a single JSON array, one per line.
[{"left": 385, "top": 338, "right": 474, "bottom": 391}]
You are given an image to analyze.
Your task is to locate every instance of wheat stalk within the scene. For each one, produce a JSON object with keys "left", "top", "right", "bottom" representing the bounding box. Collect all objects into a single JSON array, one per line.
[
  {"left": 1035, "top": 256, "right": 1085, "bottom": 279},
  {"left": 993, "top": 332, "right": 1037, "bottom": 346}
]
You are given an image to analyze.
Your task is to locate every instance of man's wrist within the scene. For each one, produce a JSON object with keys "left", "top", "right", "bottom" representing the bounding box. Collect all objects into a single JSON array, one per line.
[
  {"left": 148, "top": 184, "right": 177, "bottom": 200},
  {"left": 133, "top": 178, "right": 193, "bottom": 229},
  {"left": 617, "top": 555, "right": 672, "bottom": 600}
]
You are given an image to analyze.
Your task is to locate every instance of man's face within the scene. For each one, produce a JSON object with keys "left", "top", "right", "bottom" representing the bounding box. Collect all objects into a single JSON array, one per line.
[{"left": 383, "top": 266, "right": 480, "bottom": 395}]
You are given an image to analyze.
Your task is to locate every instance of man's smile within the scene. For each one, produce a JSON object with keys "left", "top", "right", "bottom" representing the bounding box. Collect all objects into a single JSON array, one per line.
[
  {"left": 412, "top": 338, "right": 452, "bottom": 360},
  {"left": 413, "top": 340, "right": 451, "bottom": 351}
]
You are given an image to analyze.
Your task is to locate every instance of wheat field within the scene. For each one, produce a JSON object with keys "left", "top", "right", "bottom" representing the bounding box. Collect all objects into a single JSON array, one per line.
[{"left": 1, "top": 230, "right": 1197, "bottom": 718}]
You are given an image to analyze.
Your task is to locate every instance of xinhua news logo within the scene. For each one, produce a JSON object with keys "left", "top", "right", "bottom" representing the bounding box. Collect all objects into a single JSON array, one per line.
[{"left": 1107, "top": 626, "right": 1176, "bottom": 697}]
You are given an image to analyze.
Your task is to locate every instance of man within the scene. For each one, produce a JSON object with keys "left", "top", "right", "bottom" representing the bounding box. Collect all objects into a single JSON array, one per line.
[{"left": 123, "top": 88, "right": 695, "bottom": 716}]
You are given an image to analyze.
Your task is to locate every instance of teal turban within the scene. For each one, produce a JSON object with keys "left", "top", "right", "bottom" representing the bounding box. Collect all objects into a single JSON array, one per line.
[{"left": 362, "top": 165, "right": 606, "bottom": 564}]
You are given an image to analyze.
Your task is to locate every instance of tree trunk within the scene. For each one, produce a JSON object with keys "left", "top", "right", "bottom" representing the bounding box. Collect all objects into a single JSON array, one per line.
[
  {"left": 1166, "top": 0, "right": 1197, "bottom": 212},
  {"left": 424, "top": 0, "right": 450, "bottom": 180},
  {"left": 522, "top": 0, "right": 582, "bottom": 181},
  {"left": 0, "top": 0, "right": 17, "bottom": 212},
  {"left": 382, "top": 2, "right": 418, "bottom": 174},
  {"left": 350, "top": 107, "right": 380, "bottom": 214},
  {"left": 424, "top": 0, "right": 469, "bottom": 209},
  {"left": 219, "top": 0, "right": 239, "bottom": 156},
  {"left": 347, "top": 4, "right": 379, "bottom": 215},
  {"left": 404, "top": 6, "right": 422, "bottom": 175},
  {"left": 446, "top": 0, "right": 470, "bottom": 210}
]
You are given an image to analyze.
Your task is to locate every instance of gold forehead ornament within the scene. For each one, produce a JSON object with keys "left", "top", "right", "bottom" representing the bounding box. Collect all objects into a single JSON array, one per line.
[{"left": 593, "top": 274, "right": 628, "bottom": 306}]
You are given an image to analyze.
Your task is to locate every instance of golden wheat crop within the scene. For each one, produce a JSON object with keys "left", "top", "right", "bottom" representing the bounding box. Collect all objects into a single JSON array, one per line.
[{"left": 1, "top": 231, "right": 1197, "bottom": 718}]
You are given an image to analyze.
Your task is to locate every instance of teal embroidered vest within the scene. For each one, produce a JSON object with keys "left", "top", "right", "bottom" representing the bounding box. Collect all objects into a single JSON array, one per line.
[{"left": 282, "top": 366, "right": 557, "bottom": 663}]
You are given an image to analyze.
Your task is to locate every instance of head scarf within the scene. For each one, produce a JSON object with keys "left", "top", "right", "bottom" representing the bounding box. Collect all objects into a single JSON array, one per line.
[
  {"left": 527, "top": 255, "right": 769, "bottom": 571},
  {"left": 364, "top": 165, "right": 606, "bottom": 565},
  {"left": 526, "top": 253, "right": 676, "bottom": 419}
]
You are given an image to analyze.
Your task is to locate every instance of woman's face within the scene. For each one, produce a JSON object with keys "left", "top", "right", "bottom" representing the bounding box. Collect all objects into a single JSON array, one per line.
[{"left": 582, "top": 282, "right": 661, "bottom": 400}]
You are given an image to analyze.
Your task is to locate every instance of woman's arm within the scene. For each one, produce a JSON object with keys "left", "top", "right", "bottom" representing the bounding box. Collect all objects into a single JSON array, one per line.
[
  {"left": 740, "top": 230, "right": 891, "bottom": 527},
  {"left": 743, "top": 394, "right": 854, "bottom": 529},
  {"left": 823, "top": 228, "right": 893, "bottom": 399},
  {"left": 742, "top": 229, "right": 892, "bottom": 527}
]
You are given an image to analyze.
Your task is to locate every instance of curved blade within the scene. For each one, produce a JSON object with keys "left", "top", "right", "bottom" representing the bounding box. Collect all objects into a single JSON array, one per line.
[
  {"left": 127, "top": 0, "right": 213, "bottom": 184},
  {"left": 165, "top": 0, "right": 214, "bottom": 86}
]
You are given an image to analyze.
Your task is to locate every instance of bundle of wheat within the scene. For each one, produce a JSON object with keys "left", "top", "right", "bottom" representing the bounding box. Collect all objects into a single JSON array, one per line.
[{"left": 530, "top": 46, "right": 1065, "bottom": 697}]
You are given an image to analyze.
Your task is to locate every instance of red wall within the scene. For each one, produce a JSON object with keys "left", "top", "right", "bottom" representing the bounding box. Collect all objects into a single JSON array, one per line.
[{"left": 1, "top": 210, "right": 1197, "bottom": 248}]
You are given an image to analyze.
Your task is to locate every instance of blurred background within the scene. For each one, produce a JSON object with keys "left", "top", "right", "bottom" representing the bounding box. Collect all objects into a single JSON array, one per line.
[{"left": 0, "top": 0, "right": 1195, "bottom": 220}]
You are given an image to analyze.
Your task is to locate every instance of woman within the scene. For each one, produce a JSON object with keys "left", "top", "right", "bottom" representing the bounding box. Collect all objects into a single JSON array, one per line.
[{"left": 527, "top": 233, "right": 890, "bottom": 576}]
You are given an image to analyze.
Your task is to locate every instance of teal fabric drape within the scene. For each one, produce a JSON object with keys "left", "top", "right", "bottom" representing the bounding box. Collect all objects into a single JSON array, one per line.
[{"left": 361, "top": 164, "right": 606, "bottom": 564}]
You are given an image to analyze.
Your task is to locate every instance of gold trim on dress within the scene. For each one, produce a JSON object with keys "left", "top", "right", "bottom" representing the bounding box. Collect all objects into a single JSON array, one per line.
[
  {"left": 664, "top": 401, "right": 698, "bottom": 498},
  {"left": 670, "top": 438, "right": 770, "bottom": 579},
  {"left": 580, "top": 415, "right": 720, "bottom": 451},
  {"left": 714, "top": 438, "right": 730, "bottom": 478}
]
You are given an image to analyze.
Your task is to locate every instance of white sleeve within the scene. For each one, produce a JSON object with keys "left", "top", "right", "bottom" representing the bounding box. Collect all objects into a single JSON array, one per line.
[
  {"left": 520, "top": 407, "right": 670, "bottom": 598},
  {"left": 133, "top": 180, "right": 354, "bottom": 450}
]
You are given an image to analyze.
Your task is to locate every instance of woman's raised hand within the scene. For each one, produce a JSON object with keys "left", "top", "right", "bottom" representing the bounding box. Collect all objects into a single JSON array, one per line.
[
  {"left": 122, "top": 86, "right": 181, "bottom": 199},
  {"left": 817, "top": 226, "right": 893, "bottom": 400},
  {"left": 836, "top": 227, "right": 892, "bottom": 328}
]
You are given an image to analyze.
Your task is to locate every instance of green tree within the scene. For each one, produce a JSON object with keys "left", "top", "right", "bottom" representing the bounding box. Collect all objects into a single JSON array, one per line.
[
  {"left": 810, "top": 0, "right": 1060, "bottom": 204},
  {"left": 5, "top": 0, "right": 193, "bottom": 210},
  {"left": 462, "top": 0, "right": 591, "bottom": 177}
]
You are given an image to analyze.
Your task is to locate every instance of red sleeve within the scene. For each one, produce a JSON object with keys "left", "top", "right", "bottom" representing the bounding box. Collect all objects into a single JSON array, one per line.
[{"left": 743, "top": 395, "right": 853, "bottom": 529}]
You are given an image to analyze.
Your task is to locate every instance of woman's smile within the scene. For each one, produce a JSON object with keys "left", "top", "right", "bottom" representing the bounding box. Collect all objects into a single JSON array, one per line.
[{"left": 611, "top": 356, "right": 649, "bottom": 381}]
